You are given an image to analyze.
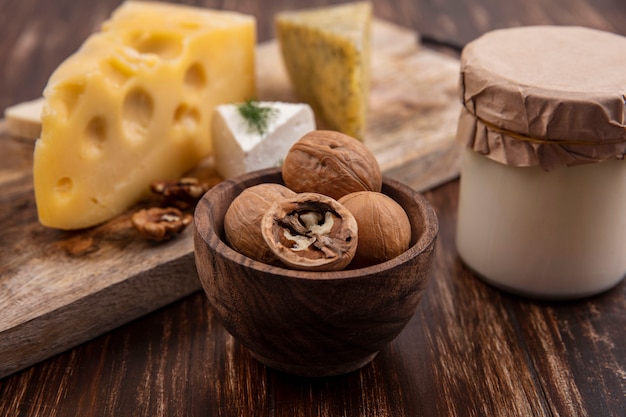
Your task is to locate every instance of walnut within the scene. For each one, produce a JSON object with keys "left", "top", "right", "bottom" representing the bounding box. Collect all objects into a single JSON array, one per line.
[
  {"left": 151, "top": 177, "right": 214, "bottom": 210},
  {"left": 224, "top": 183, "right": 296, "bottom": 264},
  {"left": 261, "top": 192, "right": 358, "bottom": 271},
  {"left": 282, "top": 130, "right": 382, "bottom": 200},
  {"left": 338, "top": 191, "right": 411, "bottom": 268},
  {"left": 131, "top": 207, "right": 192, "bottom": 242}
]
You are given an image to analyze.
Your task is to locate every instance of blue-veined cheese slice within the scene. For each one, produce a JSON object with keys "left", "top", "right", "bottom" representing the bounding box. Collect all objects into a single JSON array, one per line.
[{"left": 275, "top": 2, "right": 372, "bottom": 141}]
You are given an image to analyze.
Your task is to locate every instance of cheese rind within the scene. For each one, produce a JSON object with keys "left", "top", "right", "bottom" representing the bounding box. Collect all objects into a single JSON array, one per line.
[
  {"left": 4, "top": 98, "right": 43, "bottom": 139},
  {"left": 212, "top": 102, "right": 316, "bottom": 179},
  {"left": 275, "top": 2, "right": 371, "bottom": 140},
  {"left": 34, "top": 2, "right": 255, "bottom": 230}
]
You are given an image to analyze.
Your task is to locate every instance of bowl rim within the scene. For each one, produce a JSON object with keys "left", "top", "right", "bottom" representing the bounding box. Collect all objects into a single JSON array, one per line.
[{"left": 195, "top": 167, "right": 439, "bottom": 280}]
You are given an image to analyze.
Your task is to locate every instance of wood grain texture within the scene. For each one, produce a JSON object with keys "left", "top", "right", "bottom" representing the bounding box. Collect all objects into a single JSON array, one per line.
[
  {"left": 0, "top": 18, "right": 461, "bottom": 379},
  {"left": 1, "top": 181, "right": 623, "bottom": 417},
  {"left": 0, "top": 1, "right": 625, "bottom": 416}
]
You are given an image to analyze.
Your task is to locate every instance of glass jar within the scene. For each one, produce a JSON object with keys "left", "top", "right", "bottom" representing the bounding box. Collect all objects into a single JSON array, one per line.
[{"left": 455, "top": 26, "right": 626, "bottom": 299}]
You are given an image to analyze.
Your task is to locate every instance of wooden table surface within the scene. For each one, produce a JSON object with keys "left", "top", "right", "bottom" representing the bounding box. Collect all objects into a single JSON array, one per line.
[{"left": 1, "top": 0, "right": 625, "bottom": 416}]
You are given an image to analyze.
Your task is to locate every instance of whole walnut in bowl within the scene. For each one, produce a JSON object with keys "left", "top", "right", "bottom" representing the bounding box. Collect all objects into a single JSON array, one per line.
[
  {"left": 193, "top": 167, "right": 438, "bottom": 377},
  {"left": 282, "top": 130, "right": 383, "bottom": 200}
]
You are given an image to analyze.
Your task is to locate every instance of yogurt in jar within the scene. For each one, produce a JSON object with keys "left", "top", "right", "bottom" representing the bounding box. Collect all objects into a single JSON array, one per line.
[{"left": 454, "top": 26, "right": 626, "bottom": 299}]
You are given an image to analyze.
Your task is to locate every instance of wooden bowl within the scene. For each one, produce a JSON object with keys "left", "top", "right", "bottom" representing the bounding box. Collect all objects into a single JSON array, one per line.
[{"left": 193, "top": 167, "right": 438, "bottom": 377}]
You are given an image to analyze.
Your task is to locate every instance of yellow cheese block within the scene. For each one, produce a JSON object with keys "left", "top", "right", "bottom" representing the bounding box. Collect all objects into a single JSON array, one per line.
[
  {"left": 34, "top": 1, "right": 255, "bottom": 230},
  {"left": 275, "top": 2, "right": 371, "bottom": 140}
]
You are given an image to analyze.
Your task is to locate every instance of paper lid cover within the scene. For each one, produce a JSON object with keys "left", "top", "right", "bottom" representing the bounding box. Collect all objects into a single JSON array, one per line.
[{"left": 457, "top": 26, "right": 626, "bottom": 169}]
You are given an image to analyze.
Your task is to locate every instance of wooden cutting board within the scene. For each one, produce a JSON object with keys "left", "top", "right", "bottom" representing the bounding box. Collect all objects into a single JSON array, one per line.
[{"left": 0, "top": 19, "right": 462, "bottom": 379}]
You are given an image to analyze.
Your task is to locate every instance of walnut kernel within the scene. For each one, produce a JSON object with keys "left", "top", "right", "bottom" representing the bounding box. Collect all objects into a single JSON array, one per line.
[
  {"left": 261, "top": 192, "right": 358, "bottom": 271},
  {"left": 151, "top": 177, "right": 214, "bottom": 210},
  {"left": 132, "top": 207, "right": 192, "bottom": 241}
]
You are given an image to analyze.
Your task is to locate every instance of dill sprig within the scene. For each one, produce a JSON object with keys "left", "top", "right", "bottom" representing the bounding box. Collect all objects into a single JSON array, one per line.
[{"left": 236, "top": 99, "right": 279, "bottom": 136}]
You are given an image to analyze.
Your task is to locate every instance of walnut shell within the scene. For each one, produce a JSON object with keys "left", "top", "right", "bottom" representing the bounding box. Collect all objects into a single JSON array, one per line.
[
  {"left": 261, "top": 192, "right": 358, "bottom": 271},
  {"left": 338, "top": 191, "right": 411, "bottom": 268},
  {"left": 282, "top": 130, "right": 382, "bottom": 200},
  {"left": 224, "top": 183, "right": 296, "bottom": 264}
]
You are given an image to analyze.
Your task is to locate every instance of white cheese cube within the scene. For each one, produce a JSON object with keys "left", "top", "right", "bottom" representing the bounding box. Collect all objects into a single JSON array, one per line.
[{"left": 212, "top": 102, "right": 316, "bottom": 179}]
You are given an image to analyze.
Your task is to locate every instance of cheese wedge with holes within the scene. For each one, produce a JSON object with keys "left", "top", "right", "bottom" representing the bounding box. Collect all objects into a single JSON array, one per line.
[
  {"left": 275, "top": 2, "right": 372, "bottom": 140},
  {"left": 33, "top": 2, "right": 255, "bottom": 230},
  {"left": 212, "top": 101, "right": 316, "bottom": 179}
]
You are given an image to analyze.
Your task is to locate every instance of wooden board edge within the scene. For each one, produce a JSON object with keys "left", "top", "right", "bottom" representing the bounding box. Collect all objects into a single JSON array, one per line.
[{"left": 0, "top": 252, "right": 200, "bottom": 379}]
